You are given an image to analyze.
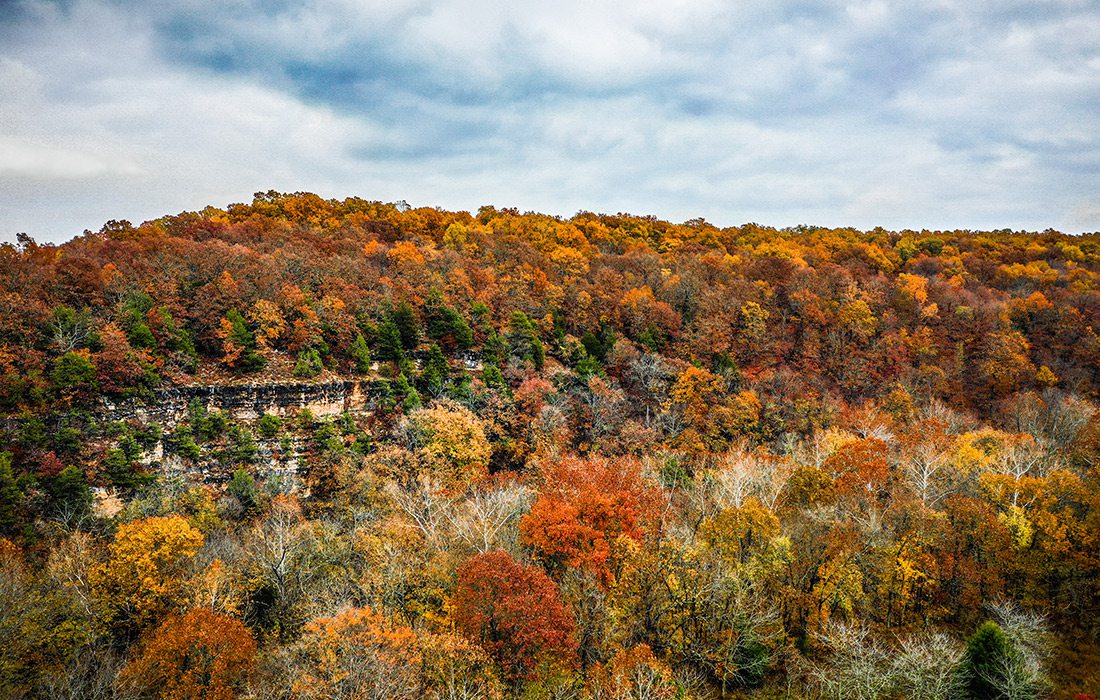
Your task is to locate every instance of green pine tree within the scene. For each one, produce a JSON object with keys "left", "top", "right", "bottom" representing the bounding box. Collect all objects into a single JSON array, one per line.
[
  {"left": 963, "top": 621, "right": 1018, "bottom": 700},
  {"left": 0, "top": 453, "right": 21, "bottom": 534},
  {"left": 349, "top": 334, "right": 372, "bottom": 373},
  {"left": 419, "top": 344, "right": 449, "bottom": 395}
]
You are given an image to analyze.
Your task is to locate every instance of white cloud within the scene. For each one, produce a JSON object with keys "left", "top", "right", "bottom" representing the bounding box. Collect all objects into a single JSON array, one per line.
[{"left": 0, "top": 0, "right": 1098, "bottom": 240}]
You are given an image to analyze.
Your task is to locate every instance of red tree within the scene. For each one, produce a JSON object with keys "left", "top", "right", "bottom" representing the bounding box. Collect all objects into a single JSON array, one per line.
[{"left": 452, "top": 550, "right": 578, "bottom": 682}]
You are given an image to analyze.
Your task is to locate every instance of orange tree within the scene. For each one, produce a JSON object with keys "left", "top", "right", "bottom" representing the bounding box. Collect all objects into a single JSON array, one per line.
[
  {"left": 289, "top": 606, "right": 421, "bottom": 700},
  {"left": 519, "top": 456, "right": 659, "bottom": 585},
  {"left": 117, "top": 608, "right": 256, "bottom": 700}
]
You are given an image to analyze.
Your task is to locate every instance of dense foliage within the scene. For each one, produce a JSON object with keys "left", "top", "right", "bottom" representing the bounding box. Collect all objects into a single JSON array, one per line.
[{"left": 1, "top": 191, "right": 1099, "bottom": 698}]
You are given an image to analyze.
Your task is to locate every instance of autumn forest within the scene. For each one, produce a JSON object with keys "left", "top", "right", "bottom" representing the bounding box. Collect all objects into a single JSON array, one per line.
[{"left": 1, "top": 191, "right": 1099, "bottom": 699}]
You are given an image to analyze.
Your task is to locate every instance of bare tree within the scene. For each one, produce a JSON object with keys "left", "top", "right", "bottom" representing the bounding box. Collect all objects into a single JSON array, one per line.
[
  {"left": 449, "top": 479, "right": 531, "bottom": 554},
  {"left": 703, "top": 446, "right": 793, "bottom": 514},
  {"left": 627, "top": 351, "right": 676, "bottom": 427},
  {"left": 988, "top": 601, "right": 1053, "bottom": 697},
  {"left": 804, "top": 622, "right": 893, "bottom": 700},
  {"left": 37, "top": 645, "right": 125, "bottom": 700},
  {"left": 890, "top": 631, "right": 965, "bottom": 700},
  {"left": 49, "top": 308, "right": 92, "bottom": 354},
  {"left": 900, "top": 438, "right": 960, "bottom": 508},
  {"left": 386, "top": 474, "right": 457, "bottom": 546},
  {"left": 992, "top": 440, "right": 1047, "bottom": 507}
]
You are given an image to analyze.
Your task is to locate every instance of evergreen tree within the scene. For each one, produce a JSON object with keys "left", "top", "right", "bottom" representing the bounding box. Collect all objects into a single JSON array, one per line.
[
  {"left": 227, "top": 468, "right": 258, "bottom": 514},
  {"left": 419, "top": 344, "right": 449, "bottom": 396},
  {"left": 482, "top": 362, "right": 506, "bottom": 391},
  {"left": 122, "top": 291, "right": 157, "bottom": 350},
  {"left": 258, "top": 413, "right": 282, "bottom": 438},
  {"left": 376, "top": 315, "right": 405, "bottom": 362},
  {"left": 393, "top": 372, "right": 422, "bottom": 411},
  {"left": 165, "top": 426, "right": 201, "bottom": 462},
  {"left": 0, "top": 453, "right": 21, "bottom": 534},
  {"left": 349, "top": 333, "right": 372, "bottom": 373},
  {"left": 52, "top": 351, "right": 98, "bottom": 396},
  {"left": 104, "top": 446, "right": 155, "bottom": 489},
  {"left": 294, "top": 347, "right": 324, "bottom": 378},
  {"left": 49, "top": 465, "right": 93, "bottom": 517},
  {"left": 963, "top": 621, "right": 1018, "bottom": 700},
  {"left": 575, "top": 352, "right": 602, "bottom": 379},
  {"left": 425, "top": 290, "right": 474, "bottom": 351},
  {"left": 507, "top": 311, "right": 545, "bottom": 370},
  {"left": 228, "top": 424, "right": 258, "bottom": 464},
  {"left": 224, "top": 309, "right": 265, "bottom": 373},
  {"left": 391, "top": 301, "right": 420, "bottom": 350},
  {"left": 155, "top": 308, "right": 197, "bottom": 364}
]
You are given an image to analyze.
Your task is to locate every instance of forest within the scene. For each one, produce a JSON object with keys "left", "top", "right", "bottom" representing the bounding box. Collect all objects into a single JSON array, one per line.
[{"left": 0, "top": 190, "right": 1098, "bottom": 699}]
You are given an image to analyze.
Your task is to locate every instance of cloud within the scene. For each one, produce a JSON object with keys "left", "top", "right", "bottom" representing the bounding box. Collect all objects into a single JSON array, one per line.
[{"left": 1, "top": 0, "right": 1099, "bottom": 241}]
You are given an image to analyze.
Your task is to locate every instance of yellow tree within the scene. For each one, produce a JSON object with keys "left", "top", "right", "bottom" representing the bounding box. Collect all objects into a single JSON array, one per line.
[
  {"left": 401, "top": 400, "right": 492, "bottom": 487},
  {"left": 91, "top": 516, "right": 203, "bottom": 633}
]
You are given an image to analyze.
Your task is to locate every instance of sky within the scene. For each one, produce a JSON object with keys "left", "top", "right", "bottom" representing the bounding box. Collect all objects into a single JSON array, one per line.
[{"left": 1, "top": 0, "right": 1099, "bottom": 243}]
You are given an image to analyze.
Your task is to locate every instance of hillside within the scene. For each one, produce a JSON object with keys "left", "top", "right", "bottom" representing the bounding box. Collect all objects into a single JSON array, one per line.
[{"left": 1, "top": 191, "right": 1098, "bottom": 698}]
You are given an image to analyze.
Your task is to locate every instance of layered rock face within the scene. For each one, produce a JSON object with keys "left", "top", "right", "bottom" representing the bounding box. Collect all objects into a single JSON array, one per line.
[
  {"left": 104, "top": 379, "right": 385, "bottom": 424},
  {"left": 91, "top": 379, "right": 395, "bottom": 489}
]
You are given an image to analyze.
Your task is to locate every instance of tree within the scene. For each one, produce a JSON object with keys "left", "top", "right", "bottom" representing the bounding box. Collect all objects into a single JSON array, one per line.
[
  {"left": 962, "top": 621, "right": 1027, "bottom": 700},
  {"left": 349, "top": 333, "right": 372, "bottom": 373},
  {"left": 289, "top": 607, "right": 421, "bottom": 700},
  {"left": 891, "top": 631, "right": 966, "bottom": 700},
  {"left": 227, "top": 469, "right": 258, "bottom": 515},
  {"left": 419, "top": 344, "right": 450, "bottom": 396},
  {"left": 117, "top": 608, "right": 256, "bottom": 700},
  {"left": 51, "top": 350, "right": 97, "bottom": 401},
  {"left": 507, "top": 311, "right": 544, "bottom": 370},
  {"left": 91, "top": 516, "right": 204, "bottom": 633},
  {"left": 974, "top": 330, "right": 1035, "bottom": 400},
  {"left": 450, "top": 478, "right": 531, "bottom": 553},
  {"left": 668, "top": 366, "right": 761, "bottom": 453},
  {"left": 420, "top": 632, "right": 504, "bottom": 700},
  {"left": 391, "top": 301, "right": 421, "bottom": 350},
  {"left": 94, "top": 322, "right": 157, "bottom": 395},
  {"left": 293, "top": 347, "right": 324, "bottom": 378},
  {"left": 48, "top": 465, "right": 93, "bottom": 520},
  {"left": 520, "top": 457, "right": 657, "bottom": 584},
  {"left": 376, "top": 314, "right": 406, "bottom": 362},
  {"left": 806, "top": 622, "right": 893, "bottom": 700},
  {"left": 425, "top": 291, "right": 474, "bottom": 352},
  {"left": 104, "top": 444, "right": 155, "bottom": 489},
  {"left": 0, "top": 453, "right": 20, "bottom": 535},
  {"left": 247, "top": 298, "right": 286, "bottom": 352},
  {"left": 587, "top": 644, "right": 678, "bottom": 700},
  {"left": 402, "top": 401, "right": 491, "bottom": 487},
  {"left": 217, "top": 310, "right": 265, "bottom": 373},
  {"left": 48, "top": 305, "right": 93, "bottom": 353},
  {"left": 452, "top": 550, "right": 579, "bottom": 682}
]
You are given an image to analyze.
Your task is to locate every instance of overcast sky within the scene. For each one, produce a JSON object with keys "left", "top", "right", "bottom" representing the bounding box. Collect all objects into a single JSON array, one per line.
[{"left": 2, "top": 0, "right": 1099, "bottom": 242}]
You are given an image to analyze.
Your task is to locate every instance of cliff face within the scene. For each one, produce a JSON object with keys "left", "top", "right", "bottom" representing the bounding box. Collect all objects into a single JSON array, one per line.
[
  {"left": 104, "top": 379, "right": 387, "bottom": 425},
  {"left": 92, "top": 379, "right": 393, "bottom": 489}
]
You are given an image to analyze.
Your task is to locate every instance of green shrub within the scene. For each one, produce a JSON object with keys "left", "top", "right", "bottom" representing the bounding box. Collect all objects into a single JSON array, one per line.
[
  {"left": 293, "top": 347, "right": 324, "bottom": 378},
  {"left": 258, "top": 413, "right": 282, "bottom": 438}
]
